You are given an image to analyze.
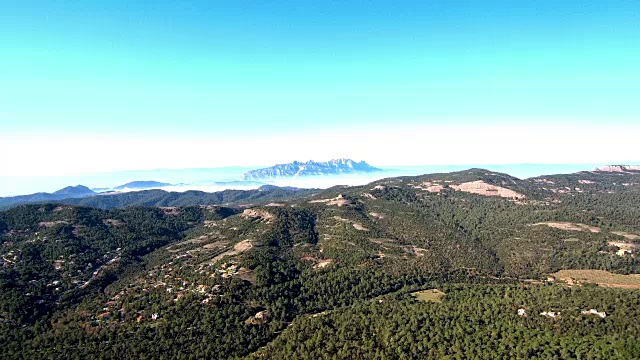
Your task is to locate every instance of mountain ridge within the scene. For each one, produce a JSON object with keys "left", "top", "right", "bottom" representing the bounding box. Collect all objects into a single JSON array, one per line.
[
  {"left": 3, "top": 166, "right": 640, "bottom": 210},
  {"left": 113, "top": 180, "right": 172, "bottom": 190},
  {"left": 242, "top": 158, "right": 381, "bottom": 180},
  {"left": 0, "top": 185, "right": 95, "bottom": 209}
]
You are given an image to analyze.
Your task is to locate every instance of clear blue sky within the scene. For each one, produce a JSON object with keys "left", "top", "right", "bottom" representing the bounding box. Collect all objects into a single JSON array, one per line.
[{"left": 1, "top": 1, "right": 639, "bottom": 177}]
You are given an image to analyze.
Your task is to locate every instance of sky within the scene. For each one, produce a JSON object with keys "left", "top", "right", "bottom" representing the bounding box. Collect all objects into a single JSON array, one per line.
[{"left": 1, "top": 1, "right": 640, "bottom": 180}]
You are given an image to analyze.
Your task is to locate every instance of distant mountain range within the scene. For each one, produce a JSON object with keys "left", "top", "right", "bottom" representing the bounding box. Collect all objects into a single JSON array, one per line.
[
  {"left": 0, "top": 181, "right": 173, "bottom": 209},
  {"left": 3, "top": 163, "right": 637, "bottom": 210},
  {"left": 0, "top": 184, "right": 312, "bottom": 210},
  {"left": 242, "top": 158, "right": 381, "bottom": 180},
  {"left": 113, "top": 181, "right": 172, "bottom": 190},
  {"left": 0, "top": 185, "right": 95, "bottom": 209}
]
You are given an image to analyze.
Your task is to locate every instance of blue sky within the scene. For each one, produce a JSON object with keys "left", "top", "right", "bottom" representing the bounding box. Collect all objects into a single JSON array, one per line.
[{"left": 1, "top": 1, "right": 639, "bottom": 177}]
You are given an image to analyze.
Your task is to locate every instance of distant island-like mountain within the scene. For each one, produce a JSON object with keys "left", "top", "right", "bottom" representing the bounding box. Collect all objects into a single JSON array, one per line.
[
  {"left": 113, "top": 181, "right": 172, "bottom": 190},
  {"left": 242, "top": 158, "right": 381, "bottom": 180},
  {"left": 52, "top": 185, "right": 96, "bottom": 197},
  {"left": 0, "top": 185, "right": 95, "bottom": 209}
]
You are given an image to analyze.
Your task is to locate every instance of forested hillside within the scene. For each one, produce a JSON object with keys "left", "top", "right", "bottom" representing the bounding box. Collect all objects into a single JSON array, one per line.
[
  {"left": 1, "top": 168, "right": 640, "bottom": 359},
  {"left": 61, "top": 186, "right": 317, "bottom": 209}
]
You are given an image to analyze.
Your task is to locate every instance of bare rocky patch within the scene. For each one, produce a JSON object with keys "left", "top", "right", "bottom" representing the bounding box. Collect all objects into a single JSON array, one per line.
[
  {"left": 202, "top": 240, "right": 231, "bottom": 250},
  {"left": 450, "top": 181, "right": 525, "bottom": 199},
  {"left": 412, "top": 181, "right": 445, "bottom": 193},
  {"left": 531, "top": 222, "right": 601, "bottom": 233},
  {"left": 265, "top": 203, "right": 286, "bottom": 207},
  {"left": 207, "top": 240, "right": 255, "bottom": 264},
  {"left": 242, "top": 209, "right": 275, "bottom": 222},
  {"left": 404, "top": 246, "right": 427, "bottom": 256},
  {"left": 361, "top": 192, "right": 377, "bottom": 200},
  {"left": 352, "top": 223, "right": 369, "bottom": 231},
  {"left": 309, "top": 194, "right": 354, "bottom": 206},
  {"left": 553, "top": 269, "right": 640, "bottom": 289},
  {"left": 313, "top": 259, "right": 334, "bottom": 269}
]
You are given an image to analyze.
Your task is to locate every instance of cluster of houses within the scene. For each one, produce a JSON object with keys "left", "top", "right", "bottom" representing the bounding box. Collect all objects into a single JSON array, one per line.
[
  {"left": 136, "top": 313, "right": 159, "bottom": 322},
  {"left": 218, "top": 263, "right": 240, "bottom": 278},
  {"left": 82, "top": 238, "right": 255, "bottom": 326},
  {"left": 1, "top": 249, "right": 19, "bottom": 267},
  {"left": 539, "top": 311, "right": 560, "bottom": 318},
  {"left": 517, "top": 308, "right": 607, "bottom": 319},
  {"left": 90, "top": 257, "right": 233, "bottom": 324},
  {"left": 616, "top": 248, "right": 634, "bottom": 257}
]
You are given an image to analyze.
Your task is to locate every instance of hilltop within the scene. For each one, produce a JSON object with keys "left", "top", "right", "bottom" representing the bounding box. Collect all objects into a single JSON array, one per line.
[
  {"left": 242, "top": 158, "right": 381, "bottom": 180},
  {"left": 0, "top": 185, "right": 95, "bottom": 210},
  {"left": 52, "top": 185, "right": 95, "bottom": 197}
]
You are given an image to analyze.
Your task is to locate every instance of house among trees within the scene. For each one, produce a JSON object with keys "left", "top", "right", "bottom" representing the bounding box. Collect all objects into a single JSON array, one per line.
[
  {"left": 582, "top": 309, "right": 607, "bottom": 318},
  {"left": 540, "top": 311, "right": 559, "bottom": 318}
]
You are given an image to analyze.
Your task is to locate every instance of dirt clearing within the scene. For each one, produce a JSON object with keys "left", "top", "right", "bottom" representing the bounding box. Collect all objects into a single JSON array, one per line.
[
  {"left": 531, "top": 222, "right": 601, "bottom": 233},
  {"left": 553, "top": 270, "right": 640, "bottom": 289},
  {"left": 309, "top": 194, "right": 353, "bottom": 206},
  {"left": 352, "top": 223, "right": 369, "bottom": 231},
  {"left": 412, "top": 289, "right": 446, "bottom": 303},
  {"left": 208, "top": 240, "right": 254, "bottom": 263},
  {"left": 450, "top": 181, "right": 525, "bottom": 199}
]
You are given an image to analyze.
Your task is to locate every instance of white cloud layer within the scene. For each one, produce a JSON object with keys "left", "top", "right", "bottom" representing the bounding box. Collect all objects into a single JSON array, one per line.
[{"left": 2, "top": 123, "right": 639, "bottom": 177}]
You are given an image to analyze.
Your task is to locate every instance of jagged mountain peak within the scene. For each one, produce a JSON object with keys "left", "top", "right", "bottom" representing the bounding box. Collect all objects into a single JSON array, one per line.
[{"left": 242, "top": 159, "right": 381, "bottom": 180}]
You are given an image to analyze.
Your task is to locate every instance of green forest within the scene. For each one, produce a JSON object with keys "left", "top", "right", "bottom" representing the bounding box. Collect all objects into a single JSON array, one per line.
[{"left": 1, "top": 169, "right": 640, "bottom": 359}]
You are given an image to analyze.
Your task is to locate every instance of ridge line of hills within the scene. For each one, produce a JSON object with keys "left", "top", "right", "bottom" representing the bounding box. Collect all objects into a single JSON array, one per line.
[
  {"left": 0, "top": 158, "right": 383, "bottom": 208},
  {"left": 241, "top": 158, "right": 381, "bottom": 180},
  {"left": 1, "top": 165, "right": 639, "bottom": 210},
  {"left": 2, "top": 165, "right": 640, "bottom": 358}
]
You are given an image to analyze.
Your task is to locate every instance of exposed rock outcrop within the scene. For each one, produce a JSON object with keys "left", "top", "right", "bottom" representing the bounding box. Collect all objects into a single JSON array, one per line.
[{"left": 594, "top": 165, "right": 640, "bottom": 173}]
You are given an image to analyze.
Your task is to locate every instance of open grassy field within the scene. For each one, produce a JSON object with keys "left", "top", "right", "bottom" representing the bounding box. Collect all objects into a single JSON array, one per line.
[
  {"left": 553, "top": 270, "right": 640, "bottom": 289},
  {"left": 411, "top": 289, "right": 446, "bottom": 303}
]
